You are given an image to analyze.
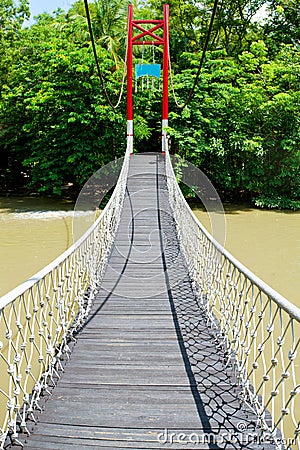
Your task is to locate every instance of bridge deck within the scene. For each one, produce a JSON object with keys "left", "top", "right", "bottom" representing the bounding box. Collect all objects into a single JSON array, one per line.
[{"left": 22, "top": 154, "right": 275, "bottom": 449}]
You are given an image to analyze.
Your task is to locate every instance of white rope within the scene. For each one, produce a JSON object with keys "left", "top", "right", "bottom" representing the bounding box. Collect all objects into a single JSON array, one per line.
[
  {"left": 0, "top": 143, "right": 131, "bottom": 448},
  {"left": 168, "top": 37, "right": 186, "bottom": 109},
  {"left": 165, "top": 148, "right": 300, "bottom": 449},
  {"left": 110, "top": 36, "right": 128, "bottom": 109}
]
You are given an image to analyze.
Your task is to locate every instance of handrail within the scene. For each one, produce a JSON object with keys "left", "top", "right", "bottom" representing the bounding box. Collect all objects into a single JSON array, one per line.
[
  {"left": 1, "top": 145, "right": 299, "bottom": 448},
  {"left": 1, "top": 193, "right": 113, "bottom": 309},
  {"left": 168, "top": 157, "right": 300, "bottom": 322},
  {"left": 0, "top": 142, "right": 131, "bottom": 448},
  {"left": 165, "top": 149, "right": 300, "bottom": 449}
]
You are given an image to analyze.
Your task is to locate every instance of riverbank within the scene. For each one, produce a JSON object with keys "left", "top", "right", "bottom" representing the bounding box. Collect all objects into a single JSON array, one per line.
[
  {"left": 192, "top": 202, "right": 300, "bottom": 307},
  {"left": 1, "top": 184, "right": 300, "bottom": 211},
  {"left": 1, "top": 197, "right": 299, "bottom": 307},
  {"left": 0, "top": 196, "right": 75, "bottom": 296}
]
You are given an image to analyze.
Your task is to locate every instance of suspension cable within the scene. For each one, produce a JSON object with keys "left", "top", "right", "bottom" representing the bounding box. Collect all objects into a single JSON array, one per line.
[
  {"left": 83, "top": 0, "right": 127, "bottom": 109},
  {"left": 169, "top": 0, "right": 219, "bottom": 110}
]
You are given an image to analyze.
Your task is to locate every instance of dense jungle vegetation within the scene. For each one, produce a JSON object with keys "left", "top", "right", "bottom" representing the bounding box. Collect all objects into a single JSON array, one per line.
[{"left": 0, "top": 0, "right": 300, "bottom": 208}]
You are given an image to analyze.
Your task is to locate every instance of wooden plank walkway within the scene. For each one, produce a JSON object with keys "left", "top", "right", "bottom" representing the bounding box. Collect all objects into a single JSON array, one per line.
[{"left": 20, "top": 153, "right": 276, "bottom": 449}]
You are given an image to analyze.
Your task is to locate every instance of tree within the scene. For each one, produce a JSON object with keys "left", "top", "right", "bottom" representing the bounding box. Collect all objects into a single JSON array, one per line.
[
  {"left": 0, "top": 0, "right": 30, "bottom": 84},
  {"left": 0, "top": 11, "right": 126, "bottom": 194},
  {"left": 68, "top": 0, "right": 128, "bottom": 67},
  {"left": 167, "top": 42, "right": 300, "bottom": 208},
  {"left": 147, "top": 0, "right": 266, "bottom": 60},
  {"left": 264, "top": 0, "right": 300, "bottom": 52},
  {"left": 0, "top": 0, "right": 29, "bottom": 41},
  {"left": 0, "top": 0, "right": 300, "bottom": 208}
]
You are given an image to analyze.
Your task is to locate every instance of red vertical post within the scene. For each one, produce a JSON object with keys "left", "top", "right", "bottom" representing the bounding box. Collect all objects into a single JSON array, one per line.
[
  {"left": 127, "top": 4, "right": 134, "bottom": 154},
  {"left": 127, "top": 4, "right": 169, "bottom": 154},
  {"left": 162, "top": 4, "right": 169, "bottom": 153}
]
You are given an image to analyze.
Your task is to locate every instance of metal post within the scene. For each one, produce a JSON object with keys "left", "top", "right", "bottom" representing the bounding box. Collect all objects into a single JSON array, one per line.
[
  {"left": 127, "top": 4, "right": 169, "bottom": 154},
  {"left": 127, "top": 4, "right": 134, "bottom": 154},
  {"left": 162, "top": 4, "right": 169, "bottom": 154}
]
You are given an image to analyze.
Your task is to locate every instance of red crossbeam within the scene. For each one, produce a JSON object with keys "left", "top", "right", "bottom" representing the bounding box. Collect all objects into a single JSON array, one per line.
[
  {"left": 133, "top": 20, "right": 164, "bottom": 24},
  {"left": 131, "top": 41, "right": 162, "bottom": 45},
  {"left": 132, "top": 22, "right": 164, "bottom": 44}
]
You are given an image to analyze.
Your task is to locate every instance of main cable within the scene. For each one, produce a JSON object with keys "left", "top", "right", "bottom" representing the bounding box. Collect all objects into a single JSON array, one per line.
[
  {"left": 83, "top": 0, "right": 127, "bottom": 109},
  {"left": 169, "top": 0, "right": 219, "bottom": 110}
]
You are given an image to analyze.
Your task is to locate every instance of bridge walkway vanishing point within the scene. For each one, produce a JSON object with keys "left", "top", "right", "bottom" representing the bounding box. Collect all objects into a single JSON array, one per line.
[{"left": 19, "top": 153, "right": 276, "bottom": 449}]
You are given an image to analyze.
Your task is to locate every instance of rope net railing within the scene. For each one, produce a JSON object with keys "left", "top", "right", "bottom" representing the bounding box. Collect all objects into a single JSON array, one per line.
[
  {"left": 165, "top": 149, "right": 300, "bottom": 449},
  {"left": 0, "top": 143, "right": 131, "bottom": 448}
]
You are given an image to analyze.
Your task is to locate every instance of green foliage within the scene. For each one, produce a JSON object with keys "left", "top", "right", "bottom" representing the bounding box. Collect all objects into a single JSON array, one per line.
[
  {"left": 68, "top": 0, "right": 128, "bottom": 67},
  {"left": 0, "top": 0, "right": 30, "bottom": 42},
  {"left": 0, "top": 0, "right": 299, "bottom": 209},
  {"left": 168, "top": 43, "right": 300, "bottom": 208},
  {"left": 264, "top": 0, "right": 300, "bottom": 53},
  {"left": 254, "top": 196, "right": 300, "bottom": 210},
  {"left": 0, "top": 7, "right": 127, "bottom": 194}
]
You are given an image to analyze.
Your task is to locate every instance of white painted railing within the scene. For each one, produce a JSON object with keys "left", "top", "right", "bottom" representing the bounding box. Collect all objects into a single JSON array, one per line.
[
  {"left": 0, "top": 144, "right": 130, "bottom": 448},
  {"left": 165, "top": 149, "right": 300, "bottom": 449},
  {"left": 1, "top": 145, "right": 299, "bottom": 449}
]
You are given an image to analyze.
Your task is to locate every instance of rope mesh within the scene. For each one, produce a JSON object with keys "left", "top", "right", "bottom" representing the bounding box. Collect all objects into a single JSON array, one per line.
[
  {"left": 0, "top": 143, "right": 131, "bottom": 448},
  {"left": 0, "top": 145, "right": 299, "bottom": 448},
  {"left": 165, "top": 149, "right": 300, "bottom": 449}
]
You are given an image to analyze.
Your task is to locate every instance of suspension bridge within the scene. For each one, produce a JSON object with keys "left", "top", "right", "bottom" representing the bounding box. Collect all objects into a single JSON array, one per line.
[{"left": 0, "top": 3, "right": 300, "bottom": 449}]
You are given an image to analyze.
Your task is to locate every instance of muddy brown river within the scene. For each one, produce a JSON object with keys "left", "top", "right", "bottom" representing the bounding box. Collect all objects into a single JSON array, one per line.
[
  {"left": 0, "top": 197, "right": 299, "bottom": 308},
  {"left": 193, "top": 204, "right": 300, "bottom": 307}
]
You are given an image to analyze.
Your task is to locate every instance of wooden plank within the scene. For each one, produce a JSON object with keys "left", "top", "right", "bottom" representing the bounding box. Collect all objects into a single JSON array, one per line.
[{"left": 21, "top": 153, "right": 277, "bottom": 449}]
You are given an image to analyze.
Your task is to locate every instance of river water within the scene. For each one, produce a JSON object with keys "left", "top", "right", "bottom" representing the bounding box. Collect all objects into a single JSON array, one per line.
[
  {"left": 193, "top": 204, "right": 300, "bottom": 307},
  {"left": 0, "top": 197, "right": 299, "bottom": 308},
  {"left": 0, "top": 197, "right": 74, "bottom": 297}
]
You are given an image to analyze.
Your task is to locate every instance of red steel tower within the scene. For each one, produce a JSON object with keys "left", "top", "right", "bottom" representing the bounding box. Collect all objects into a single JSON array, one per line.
[{"left": 127, "top": 4, "right": 169, "bottom": 154}]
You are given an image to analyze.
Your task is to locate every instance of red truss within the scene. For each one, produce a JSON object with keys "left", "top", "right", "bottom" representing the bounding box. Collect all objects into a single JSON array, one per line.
[{"left": 132, "top": 21, "right": 164, "bottom": 45}]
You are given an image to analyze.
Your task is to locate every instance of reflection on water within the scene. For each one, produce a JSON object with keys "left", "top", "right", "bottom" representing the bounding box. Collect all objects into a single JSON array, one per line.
[
  {"left": 0, "top": 197, "right": 75, "bottom": 296},
  {"left": 193, "top": 204, "right": 300, "bottom": 307}
]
